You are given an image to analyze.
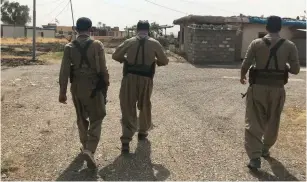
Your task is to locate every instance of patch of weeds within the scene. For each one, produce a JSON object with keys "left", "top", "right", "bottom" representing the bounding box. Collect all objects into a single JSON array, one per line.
[
  {"left": 1, "top": 159, "right": 19, "bottom": 174},
  {"left": 38, "top": 52, "right": 63, "bottom": 63},
  {"left": 1, "top": 57, "right": 45, "bottom": 67}
]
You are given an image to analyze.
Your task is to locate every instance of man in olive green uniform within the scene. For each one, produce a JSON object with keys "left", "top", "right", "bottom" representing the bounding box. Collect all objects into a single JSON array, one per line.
[
  {"left": 112, "top": 20, "right": 169, "bottom": 154},
  {"left": 59, "top": 17, "right": 109, "bottom": 169},
  {"left": 240, "top": 16, "right": 300, "bottom": 169}
]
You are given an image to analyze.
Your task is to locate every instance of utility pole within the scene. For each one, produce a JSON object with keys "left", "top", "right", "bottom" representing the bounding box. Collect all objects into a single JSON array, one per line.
[
  {"left": 69, "top": 0, "right": 75, "bottom": 28},
  {"left": 69, "top": 0, "right": 76, "bottom": 41},
  {"left": 32, "top": 0, "right": 36, "bottom": 60}
]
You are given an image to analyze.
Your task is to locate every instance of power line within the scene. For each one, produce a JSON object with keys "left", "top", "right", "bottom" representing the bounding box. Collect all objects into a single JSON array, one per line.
[
  {"left": 43, "top": 0, "right": 67, "bottom": 18},
  {"left": 37, "top": 0, "right": 62, "bottom": 6},
  {"left": 49, "top": 0, "right": 70, "bottom": 23},
  {"left": 144, "top": 0, "right": 188, "bottom": 15},
  {"left": 102, "top": 0, "right": 166, "bottom": 18},
  {"left": 179, "top": 0, "right": 240, "bottom": 15}
]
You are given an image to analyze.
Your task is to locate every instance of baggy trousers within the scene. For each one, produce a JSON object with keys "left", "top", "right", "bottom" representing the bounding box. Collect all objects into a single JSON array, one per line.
[
  {"left": 119, "top": 74, "right": 153, "bottom": 144},
  {"left": 71, "top": 82, "right": 106, "bottom": 153},
  {"left": 245, "top": 84, "right": 286, "bottom": 159}
]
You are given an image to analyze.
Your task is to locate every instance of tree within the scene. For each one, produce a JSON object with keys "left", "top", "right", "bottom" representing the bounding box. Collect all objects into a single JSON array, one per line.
[
  {"left": 150, "top": 22, "right": 162, "bottom": 37},
  {"left": 1, "top": 0, "right": 31, "bottom": 25},
  {"left": 97, "top": 22, "right": 102, "bottom": 29}
]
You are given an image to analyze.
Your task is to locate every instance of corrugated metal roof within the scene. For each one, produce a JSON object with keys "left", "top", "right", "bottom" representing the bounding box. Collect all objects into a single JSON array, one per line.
[
  {"left": 248, "top": 17, "right": 306, "bottom": 27},
  {"left": 173, "top": 15, "right": 248, "bottom": 25},
  {"left": 173, "top": 15, "right": 306, "bottom": 27}
]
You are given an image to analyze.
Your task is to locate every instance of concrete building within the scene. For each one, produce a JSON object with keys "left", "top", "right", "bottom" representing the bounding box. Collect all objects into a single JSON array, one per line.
[
  {"left": 56, "top": 26, "right": 74, "bottom": 36},
  {"left": 1, "top": 25, "right": 26, "bottom": 38},
  {"left": 26, "top": 27, "right": 55, "bottom": 38},
  {"left": 1, "top": 24, "right": 56, "bottom": 38},
  {"left": 173, "top": 15, "right": 306, "bottom": 64},
  {"left": 42, "top": 23, "right": 57, "bottom": 29},
  {"left": 107, "top": 30, "right": 126, "bottom": 38},
  {"left": 240, "top": 17, "right": 306, "bottom": 59},
  {"left": 173, "top": 15, "right": 248, "bottom": 64}
]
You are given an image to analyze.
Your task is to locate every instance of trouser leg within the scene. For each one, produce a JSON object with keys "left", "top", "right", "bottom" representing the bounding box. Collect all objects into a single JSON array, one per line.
[
  {"left": 86, "top": 92, "right": 106, "bottom": 153},
  {"left": 263, "top": 88, "right": 285, "bottom": 151},
  {"left": 137, "top": 77, "right": 153, "bottom": 135},
  {"left": 72, "top": 94, "right": 89, "bottom": 148},
  {"left": 244, "top": 86, "right": 267, "bottom": 159},
  {"left": 119, "top": 76, "right": 138, "bottom": 144}
]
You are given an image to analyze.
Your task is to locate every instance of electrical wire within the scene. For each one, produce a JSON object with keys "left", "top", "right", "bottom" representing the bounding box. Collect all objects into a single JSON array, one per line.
[
  {"left": 49, "top": 0, "right": 70, "bottom": 23},
  {"left": 144, "top": 0, "right": 188, "bottom": 15},
  {"left": 37, "top": 0, "right": 62, "bottom": 6},
  {"left": 43, "top": 0, "right": 67, "bottom": 18},
  {"left": 179, "top": 0, "right": 240, "bottom": 15},
  {"left": 102, "top": 0, "right": 165, "bottom": 18}
]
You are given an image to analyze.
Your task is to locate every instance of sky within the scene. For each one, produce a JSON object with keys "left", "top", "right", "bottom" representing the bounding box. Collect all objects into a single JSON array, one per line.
[{"left": 10, "top": 0, "right": 307, "bottom": 34}]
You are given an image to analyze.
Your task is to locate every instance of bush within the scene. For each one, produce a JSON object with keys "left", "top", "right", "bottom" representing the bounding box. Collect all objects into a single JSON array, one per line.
[{"left": 156, "top": 37, "right": 169, "bottom": 48}]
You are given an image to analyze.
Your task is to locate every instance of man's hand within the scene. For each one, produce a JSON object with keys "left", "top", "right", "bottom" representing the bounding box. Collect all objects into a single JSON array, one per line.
[
  {"left": 59, "top": 94, "right": 67, "bottom": 104},
  {"left": 240, "top": 75, "right": 247, "bottom": 85}
]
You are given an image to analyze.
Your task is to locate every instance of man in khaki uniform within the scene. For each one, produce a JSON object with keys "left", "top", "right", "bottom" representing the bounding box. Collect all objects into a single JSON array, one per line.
[
  {"left": 59, "top": 17, "right": 109, "bottom": 169},
  {"left": 112, "top": 20, "right": 169, "bottom": 154},
  {"left": 240, "top": 16, "right": 300, "bottom": 169}
]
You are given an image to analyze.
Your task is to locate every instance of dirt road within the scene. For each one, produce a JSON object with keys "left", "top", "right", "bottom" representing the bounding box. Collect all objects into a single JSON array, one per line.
[{"left": 1, "top": 54, "right": 306, "bottom": 181}]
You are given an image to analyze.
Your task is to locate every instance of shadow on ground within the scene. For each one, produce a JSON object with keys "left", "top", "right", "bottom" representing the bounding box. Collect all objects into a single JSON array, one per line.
[
  {"left": 191, "top": 62, "right": 242, "bottom": 69},
  {"left": 55, "top": 153, "right": 99, "bottom": 181},
  {"left": 249, "top": 157, "right": 300, "bottom": 181},
  {"left": 99, "top": 139, "right": 170, "bottom": 181}
]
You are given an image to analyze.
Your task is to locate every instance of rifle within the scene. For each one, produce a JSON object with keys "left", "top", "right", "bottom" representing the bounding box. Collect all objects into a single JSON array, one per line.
[
  {"left": 70, "top": 65, "right": 74, "bottom": 83},
  {"left": 90, "top": 72, "right": 108, "bottom": 104},
  {"left": 91, "top": 44, "right": 109, "bottom": 104}
]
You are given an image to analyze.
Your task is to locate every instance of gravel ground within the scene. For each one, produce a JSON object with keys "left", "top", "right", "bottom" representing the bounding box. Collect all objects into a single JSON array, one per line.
[{"left": 1, "top": 54, "right": 306, "bottom": 181}]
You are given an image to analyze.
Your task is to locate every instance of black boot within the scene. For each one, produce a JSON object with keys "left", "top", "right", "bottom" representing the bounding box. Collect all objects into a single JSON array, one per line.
[
  {"left": 261, "top": 149, "right": 270, "bottom": 158},
  {"left": 138, "top": 133, "right": 148, "bottom": 141},
  {"left": 121, "top": 143, "right": 130, "bottom": 154},
  {"left": 247, "top": 158, "right": 261, "bottom": 170}
]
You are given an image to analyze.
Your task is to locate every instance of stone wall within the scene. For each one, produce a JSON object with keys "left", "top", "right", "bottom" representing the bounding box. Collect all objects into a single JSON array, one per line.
[{"left": 186, "top": 27, "right": 237, "bottom": 64}]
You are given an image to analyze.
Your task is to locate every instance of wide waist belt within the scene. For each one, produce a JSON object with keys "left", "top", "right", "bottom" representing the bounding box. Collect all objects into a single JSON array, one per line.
[{"left": 125, "top": 63, "right": 155, "bottom": 78}]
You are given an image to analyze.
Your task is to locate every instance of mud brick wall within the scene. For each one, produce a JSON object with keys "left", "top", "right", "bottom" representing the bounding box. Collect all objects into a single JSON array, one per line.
[{"left": 186, "top": 28, "right": 237, "bottom": 64}]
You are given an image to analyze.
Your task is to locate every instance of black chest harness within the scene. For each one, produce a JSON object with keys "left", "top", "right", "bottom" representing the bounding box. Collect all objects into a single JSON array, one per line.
[
  {"left": 241, "top": 38, "right": 289, "bottom": 98},
  {"left": 248, "top": 38, "right": 288, "bottom": 86},
  {"left": 72, "top": 39, "right": 94, "bottom": 69},
  {"left": 69, "top": 39, "right": 93, "bottom": 83},
  {"left": 123, "top": 39, "right": 156, "bottom": 79},
  {"left": 69, "top": 39, "right": 108, "bottom": 102}
]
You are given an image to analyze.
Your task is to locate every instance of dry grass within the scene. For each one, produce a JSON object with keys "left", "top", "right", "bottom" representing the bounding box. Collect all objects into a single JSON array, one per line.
[
  {"left": 1, "top": 38, "right": 68, "bottom": 45},
  {"left": 277, "top": 106, "right": 306, "bottom": 166},
  {"left": 283, "top": 107, "right": 306, "bottom": 127},
  {"left": 38, "top": 52, "right": 63, "bottom": 63},
  {"left": 1, "top": 52, "right": 63, "bottom": 67},
  {"left": 1, "top": 159, "right": 19, "bottom": 174},
  {"left": 1, "top": 55, "right": 31, "bottom": 59}
]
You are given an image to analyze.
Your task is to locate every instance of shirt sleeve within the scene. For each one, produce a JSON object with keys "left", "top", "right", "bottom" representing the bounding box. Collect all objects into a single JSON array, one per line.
[
  {"left": 155, "top": 41, "right": 169, "bottom": 66},
  {"left": 59, "top": 45, "right": 71, "bottom": 95},
  {"left": 112, "top": 39, "right": 129, "bottom": 63},
  {"left": 96, "top": 41, "right": 110, "bottom": 85},
  {"left": 241, "top": 40, "right": 256, "bottom": 71},
  {"left": 288, "top": 42, "right": 300, "bottom": 75}
]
